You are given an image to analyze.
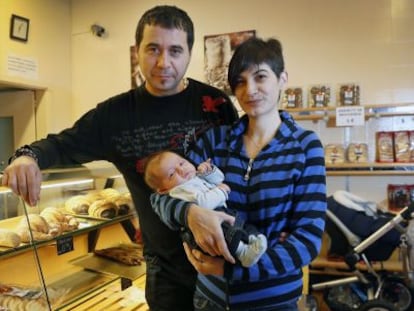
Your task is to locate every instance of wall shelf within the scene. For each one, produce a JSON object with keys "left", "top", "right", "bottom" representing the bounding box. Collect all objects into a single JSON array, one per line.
[
  {"left": 326, "top": 162, "right": 414, "bottom": 176},
  {"left": 285, "top": 102, "right": 414, "bottom": 122}
]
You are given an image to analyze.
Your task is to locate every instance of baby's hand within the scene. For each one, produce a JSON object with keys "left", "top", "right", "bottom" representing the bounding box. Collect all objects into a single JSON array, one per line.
[
  {"left": 197, "top": 159, "right": 213, "bottom": 174},
  {"left": 218, "top": 183, "right": 230, "bottom": 194}
]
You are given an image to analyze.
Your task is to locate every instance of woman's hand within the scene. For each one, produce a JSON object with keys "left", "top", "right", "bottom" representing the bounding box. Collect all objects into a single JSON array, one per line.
[
  {"left": 187, "top": 204, "right": 235, "bottom": 263},
  {"left": 183, "top": 242, "right": 225, "bottom": 276}
]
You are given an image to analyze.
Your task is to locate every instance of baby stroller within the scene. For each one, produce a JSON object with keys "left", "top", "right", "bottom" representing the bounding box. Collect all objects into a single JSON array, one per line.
[{"left": 310, "top": 191, "right": 414, "bottom": 311}]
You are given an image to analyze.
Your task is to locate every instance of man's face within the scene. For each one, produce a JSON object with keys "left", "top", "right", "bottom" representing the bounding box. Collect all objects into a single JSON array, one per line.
[{"left": 137, "top": 25, "right": 191, "bottom": 96}]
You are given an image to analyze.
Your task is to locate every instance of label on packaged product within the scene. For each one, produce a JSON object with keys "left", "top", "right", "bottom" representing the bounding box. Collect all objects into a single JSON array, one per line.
[
  {"left": 56, "top": 235, "right": 74, "bottom": 255},
  {"left": 336, "top": 106, "right": 365, "bottom": 126}
]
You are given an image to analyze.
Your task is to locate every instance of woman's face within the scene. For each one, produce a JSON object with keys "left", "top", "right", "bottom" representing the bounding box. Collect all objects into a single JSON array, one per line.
[{"left": 233, "top": 63, "right": 286, "bottom": 119}]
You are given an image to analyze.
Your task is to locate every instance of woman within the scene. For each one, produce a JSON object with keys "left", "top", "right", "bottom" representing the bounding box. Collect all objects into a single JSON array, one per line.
[{"left": 152, "top": 37, "right": 327, "bottom": 310}]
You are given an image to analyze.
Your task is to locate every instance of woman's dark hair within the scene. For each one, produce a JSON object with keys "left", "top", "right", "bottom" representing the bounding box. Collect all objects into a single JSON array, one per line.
[
  {"left": 228, "top": 37, "right": 285, "bottom": 93},
  {"left": 135, "top": 5, "right": 194, "bottom": 52}
]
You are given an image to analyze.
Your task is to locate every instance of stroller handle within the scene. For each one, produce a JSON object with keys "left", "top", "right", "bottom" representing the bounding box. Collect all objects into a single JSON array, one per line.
[{"left": 345, "top": 202, "right": 414, "bottom": 268}]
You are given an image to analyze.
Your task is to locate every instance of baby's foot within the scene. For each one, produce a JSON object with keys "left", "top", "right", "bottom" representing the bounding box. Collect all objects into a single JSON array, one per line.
[{"left": 239, "top": 234, "right": 267, "bottom": 267}]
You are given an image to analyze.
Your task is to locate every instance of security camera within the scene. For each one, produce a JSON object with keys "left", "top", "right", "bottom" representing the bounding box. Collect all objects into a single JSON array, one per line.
[{"left": 91, "top": 24, "right": 106, "bottom": 37}]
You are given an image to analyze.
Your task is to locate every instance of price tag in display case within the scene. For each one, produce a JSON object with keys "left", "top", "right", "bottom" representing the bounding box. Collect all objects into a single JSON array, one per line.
[
  {"left": 336, "top": 106, "right": 365, "bottom": 126},
  {"left": 56, "top": 235, "right": 74, "bottom": 255}
]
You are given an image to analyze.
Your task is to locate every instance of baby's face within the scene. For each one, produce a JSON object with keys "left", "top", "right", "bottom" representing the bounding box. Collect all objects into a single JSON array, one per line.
[{"left": 156, "top": 152, "right": 196, "bottom": 193}]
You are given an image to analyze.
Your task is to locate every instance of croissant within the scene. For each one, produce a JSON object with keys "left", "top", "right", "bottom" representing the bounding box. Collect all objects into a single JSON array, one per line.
[
  {"left": 40, "top": 207, "right": 79, "bottom": 232},
  {"left": 99, "top": 188, "right": 121, "bottom": 201}
]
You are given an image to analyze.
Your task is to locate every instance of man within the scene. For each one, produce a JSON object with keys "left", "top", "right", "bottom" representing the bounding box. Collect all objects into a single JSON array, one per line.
[{"left": 2, "top": 5, "right": 237, "bottom": 311}]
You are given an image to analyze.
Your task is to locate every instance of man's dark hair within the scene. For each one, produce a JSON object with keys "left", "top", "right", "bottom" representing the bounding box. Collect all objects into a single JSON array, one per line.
[
  {"left": 228, "top": 37, "right": 285, "bottom": 93},
  {"left": 135, "top": 5, "right": 194, "bottom": 52}
]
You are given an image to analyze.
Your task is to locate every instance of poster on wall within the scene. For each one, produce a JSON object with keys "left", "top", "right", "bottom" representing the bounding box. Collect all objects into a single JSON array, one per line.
[
  {"left": 130, "top": 45, "right": 144, "bottom": 89},
  {"left": 204, "top": 30, "right": 255, "bottom": 94}
]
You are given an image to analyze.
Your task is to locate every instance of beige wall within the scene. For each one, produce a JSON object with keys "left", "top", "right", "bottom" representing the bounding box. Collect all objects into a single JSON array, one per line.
[
  {"left": 2, "top": 0, "right": 413, "bottom": 129},
  {"left": 0, "top": 0, "right": 72, "bottom": 137},
  {"left": 70, "top": 0, "right": 414, "bottom": 204},
  {"left": 1, "top": 0, "right": 413, "bottom": 202},
  {"left": 70, "top": 0, "right": 414, "bottom": 117}
]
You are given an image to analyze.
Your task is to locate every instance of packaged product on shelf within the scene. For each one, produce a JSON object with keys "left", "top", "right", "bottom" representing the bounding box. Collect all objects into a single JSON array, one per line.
[
  {"left": 387, "top": 184, "right": 413, "bottom": 212},
  {"left": 376, "top": 131, "right": 394, "bottom": 162},
  {"left": 324, "top": 144, "right": 345, "bottom": 164},
  {"left": 346, "top": 143, "right": 368, "bottom": 163},
  {"left": 308, "top": 84, "right": 331, "bottom": 108},
  {"left": 409, "top": 130, "right": 414, "bottom": 162},
  {"left": 338, "top": 83, "right": 360, "bottom": 106},
  {"left": 282, "top": 87, "right": 303, "bottom": 108},
  {"left": 393, "top": 131, "right": 411, "bottom": 163}
]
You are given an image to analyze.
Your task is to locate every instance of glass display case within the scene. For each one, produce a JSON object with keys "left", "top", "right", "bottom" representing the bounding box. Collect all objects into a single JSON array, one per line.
[{"left": 0, "top": 164, "right": 144, "bottom": 310}]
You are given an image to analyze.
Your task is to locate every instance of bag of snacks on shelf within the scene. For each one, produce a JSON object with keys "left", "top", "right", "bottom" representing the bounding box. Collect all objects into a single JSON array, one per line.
[
  {"left": 347, "top": 143, "right": 368, "bottom": 163},
  {"left": 376, "top": 131, "right": 394, "bottom": 162},
  {"left": 324, "top": 144, "right": 345, "bottom": 164},
  {"left": 282, "top": 87, "right": 303, "bottom": 108},
  {"left": 338, "top": 83, "right": 360, "bottom": 106},
  {"left": 387, "top": 184, "right": 413, "bottom": 212},
  {"left": 308, "top": 84, "right": 331, "bottom": 108},
  {"left": 410, "top": 130, "right": 414, "bottom": 162},
  {"left": 394, "top": 130, "right": 410, "bottom": 162}
]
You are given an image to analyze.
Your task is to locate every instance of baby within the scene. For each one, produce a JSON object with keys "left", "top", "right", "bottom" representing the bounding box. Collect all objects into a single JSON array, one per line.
[{"left": 144, "top": 150, "right": 267, "bottom": 267}]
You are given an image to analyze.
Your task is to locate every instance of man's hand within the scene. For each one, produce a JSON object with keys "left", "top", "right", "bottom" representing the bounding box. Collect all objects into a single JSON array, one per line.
[
  {"left": 1, "top": 156, "right": 42, "bottom": 206},
  {"left": 183, "top": 242, "right": 225, "bottom": 276},
  {"left": 187, "top": 204, "right": 235, "bottom": 263}
]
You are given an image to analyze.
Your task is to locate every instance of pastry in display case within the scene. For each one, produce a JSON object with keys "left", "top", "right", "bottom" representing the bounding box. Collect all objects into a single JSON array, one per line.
[{"left": 0, "top": 166, "right": 144, "bottom": 310}]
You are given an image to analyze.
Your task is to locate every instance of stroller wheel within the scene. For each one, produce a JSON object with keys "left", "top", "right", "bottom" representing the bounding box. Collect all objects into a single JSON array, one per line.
[
  {"left": 359, "top": 299, "right": 397, "bottom": 311},
  {"left": 379, "top": 278, "right": 413, "bottom": 311}
]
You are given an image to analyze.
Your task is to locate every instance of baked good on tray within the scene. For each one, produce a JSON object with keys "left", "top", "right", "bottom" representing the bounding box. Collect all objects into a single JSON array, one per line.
[
  {"left": 88, "top": 199, "right": 119, "bottom": 218},
  {"left": 16, "top": 214, "right": 58, "bottom": 243},
  {"left": 64, "top": 195, "right": 90, "bottom": 215},
  {"left": 94, "top": 245, "right": 144, "bottom": 265},
  {"left": 0, "top": 229, "right": 21, "bottom": 248},
  {"left": 40, "top": 207, "right": 79, "bottom": 232}
]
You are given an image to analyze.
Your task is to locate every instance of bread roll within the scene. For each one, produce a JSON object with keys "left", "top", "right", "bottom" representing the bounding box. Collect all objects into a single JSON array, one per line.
[
  {"left": 88, "top": 199, "right": 119, "bottom": 218},
  {"left": 0, "top": 228, "right": 21, "bottom": 247},
  {"left": 65, "top": 195, "right": 90, "bottom": 215}
]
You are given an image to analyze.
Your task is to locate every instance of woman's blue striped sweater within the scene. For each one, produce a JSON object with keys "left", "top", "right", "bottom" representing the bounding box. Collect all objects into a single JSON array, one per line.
[{"left": 151, "top": 111, "right": 327, "bottom": 310}]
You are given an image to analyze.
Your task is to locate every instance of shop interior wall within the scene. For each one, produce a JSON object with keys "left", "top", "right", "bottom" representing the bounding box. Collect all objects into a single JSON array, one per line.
[
  {"left": 0, "top": 0, "right": 73, "bottom": 138},
  {"left": 1, "top": 0, "right": 413, "bottom": 204},
  {"left": 70, "top": 0, "right": 414, "bottom": 115},
  {"left": 70, "top": 0, "right": 414, "bottom": 203}
]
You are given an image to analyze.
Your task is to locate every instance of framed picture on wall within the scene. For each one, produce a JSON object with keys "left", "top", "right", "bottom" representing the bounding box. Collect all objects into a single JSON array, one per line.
[
  {"left": 130, "top": 45, "right": 144, "bottom": 89},
  {"left": 10, "top": 14, "right": 30, "bottom": 42},
  {"left": 204, "top": 30, "right": 255, "bottom": 94}
]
